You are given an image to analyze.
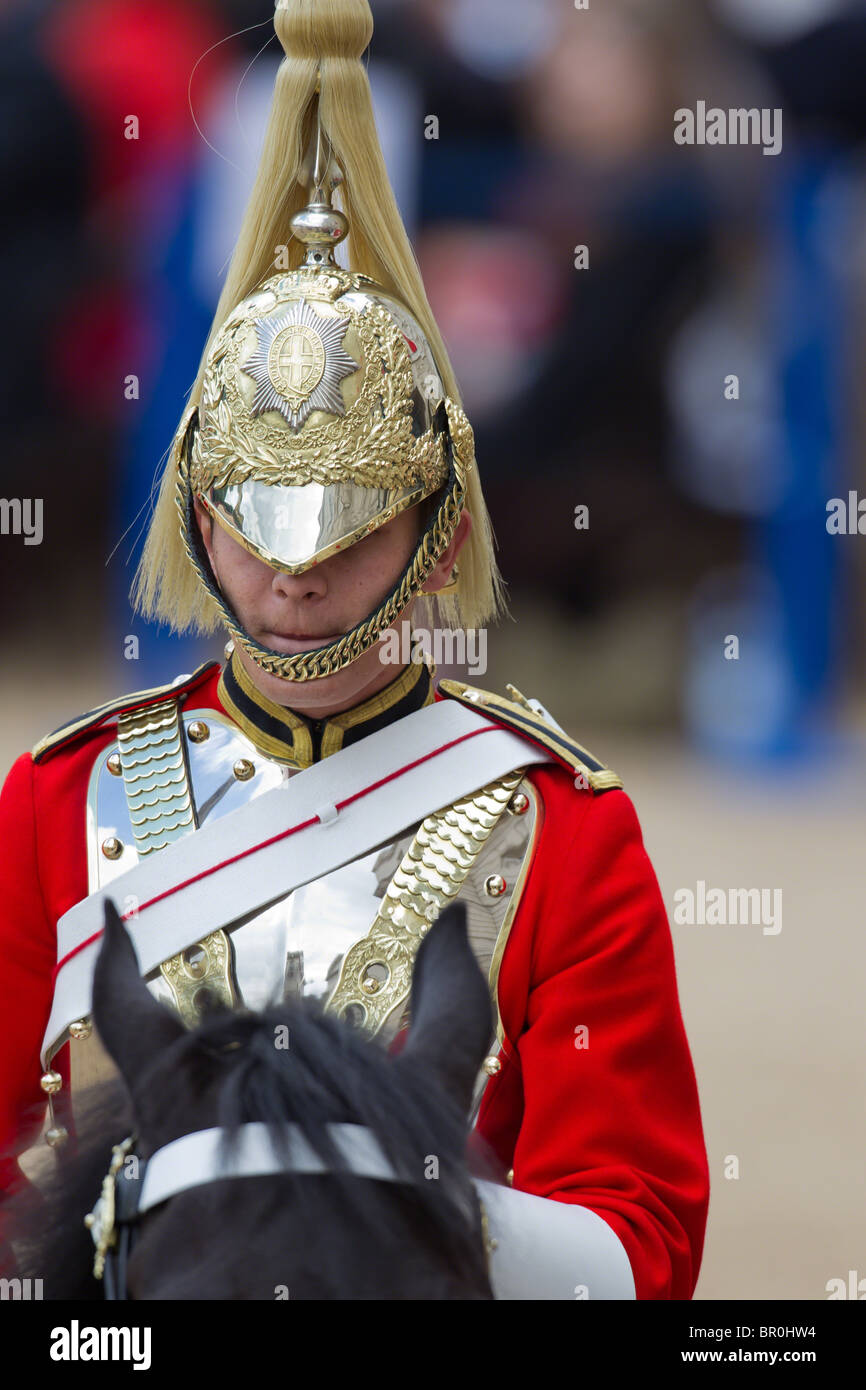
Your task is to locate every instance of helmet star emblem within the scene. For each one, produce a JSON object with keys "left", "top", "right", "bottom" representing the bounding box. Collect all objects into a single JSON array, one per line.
[{"left": 243, "top": 299, "right": 359, "bottom": 431}]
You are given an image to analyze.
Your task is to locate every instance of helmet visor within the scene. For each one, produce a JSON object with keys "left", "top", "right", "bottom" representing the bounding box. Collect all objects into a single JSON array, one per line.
[{"left": 200, "top": 478, "right": 429, "bottom": 575}]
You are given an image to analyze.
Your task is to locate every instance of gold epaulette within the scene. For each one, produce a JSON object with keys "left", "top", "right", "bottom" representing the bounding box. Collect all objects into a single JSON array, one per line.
[
  {"left": 438, "top": 679, "right": 623, "bottom": 794},
  {"left": 31, "top": 661, "right": 220, "bottom": 764}
]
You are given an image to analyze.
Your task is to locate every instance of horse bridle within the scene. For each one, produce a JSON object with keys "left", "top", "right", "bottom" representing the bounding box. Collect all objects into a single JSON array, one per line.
[{"left": 86, "top": 1123, "right": 495, "bottom": 1300}]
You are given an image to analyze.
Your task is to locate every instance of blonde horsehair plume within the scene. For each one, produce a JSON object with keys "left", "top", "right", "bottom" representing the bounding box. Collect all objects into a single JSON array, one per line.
[{"left": 133, "top": 0, "right": 507, "bottom": 644}]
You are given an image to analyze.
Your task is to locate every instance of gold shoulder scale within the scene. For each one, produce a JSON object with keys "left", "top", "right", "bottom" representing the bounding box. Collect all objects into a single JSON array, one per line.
[
  {"left": 116, "top": 701, "right": 238, "bottom": 1024},
  {"left": 325, "top": 770, "right": 526, "bottom": 1037}
]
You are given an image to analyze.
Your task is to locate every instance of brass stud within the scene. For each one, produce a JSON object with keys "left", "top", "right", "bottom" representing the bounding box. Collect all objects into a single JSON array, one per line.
[
  {"left": 69, "top": 1019, "right": 92, "bottom": 1041},
  {"left": 505, "top": 1168, "right": 514, "bottom": 1187},
  {"left": 233, "top": 759, "right": 255, "bottom": 782},
  {"left": 508, "top": 791, "right": 529, "bottom": 816},
  {"left": 101, "top": 836, "right": 123, "bottom": 860},
  {"left": 188, "top": 720, "right": 210, "bottom": 743},
  {"left": 361, "top": 975, "right": 381, "bottom": 995},
  {"left": 484, "top": 874, "right": 506, "bottom": 898},
  {"left": 40, "top": 1071, "right": 63, "bottom": 1094},
  {"left": 482, "top": 1055, "right": 501, "bottom": 1076},
  {"left": 107, "top": 752, "right": 122, "bottom": 777},
  {"left": 45, "top": 1126, "right": 69, "bottom": 1149}
]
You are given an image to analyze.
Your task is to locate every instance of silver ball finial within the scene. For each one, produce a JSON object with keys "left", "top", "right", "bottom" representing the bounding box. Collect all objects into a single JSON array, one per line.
[{"left": 290, "top": 89, "right": 348, "bottom": 267}]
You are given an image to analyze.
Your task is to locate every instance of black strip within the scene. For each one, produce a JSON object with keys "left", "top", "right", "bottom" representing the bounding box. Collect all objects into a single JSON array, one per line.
[
  {"left": 222, "top": 660, "right": 432, "bottom": 762},
  {"left": 339, "top": 665, "right": 432, "bottom": 750},
  {"left": 473, "top": 699, "right": 605, "bottom": 772},
  {"left": 32, "top": 662, "right": 220, "bottom": 763},
  {"left": 221, "top": 660, "right": 307, "bottom": 758}
]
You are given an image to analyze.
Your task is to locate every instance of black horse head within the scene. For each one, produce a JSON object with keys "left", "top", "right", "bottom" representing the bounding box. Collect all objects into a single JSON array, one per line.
[{"left": 14, "top": 898, "right": 498, "bottom": 1299}]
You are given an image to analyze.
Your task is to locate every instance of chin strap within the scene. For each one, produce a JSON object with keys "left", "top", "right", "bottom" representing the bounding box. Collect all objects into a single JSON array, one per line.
[{"left": 176, "top": 400, "right": 468, "bottom": 683}]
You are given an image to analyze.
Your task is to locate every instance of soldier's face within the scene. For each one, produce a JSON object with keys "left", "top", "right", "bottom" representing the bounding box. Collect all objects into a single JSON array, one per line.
[{"left": 194, "top": 498, "right": 469, "bottom": 714}]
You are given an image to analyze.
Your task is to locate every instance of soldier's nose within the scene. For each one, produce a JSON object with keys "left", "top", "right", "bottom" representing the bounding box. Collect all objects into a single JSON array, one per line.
[{"left": 271, "top": 565, "right": 329, "bottom": 601}]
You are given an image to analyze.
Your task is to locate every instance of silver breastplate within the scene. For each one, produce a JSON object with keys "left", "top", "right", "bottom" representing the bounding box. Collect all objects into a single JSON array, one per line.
[{"left": 83, "top": 704, "right": 540, "bottom": 1059}]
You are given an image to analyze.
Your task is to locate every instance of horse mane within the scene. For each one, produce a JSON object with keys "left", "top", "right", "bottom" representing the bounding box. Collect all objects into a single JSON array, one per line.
[{"left": 8, "top": 999, "right": 500, "bottom": 1298}]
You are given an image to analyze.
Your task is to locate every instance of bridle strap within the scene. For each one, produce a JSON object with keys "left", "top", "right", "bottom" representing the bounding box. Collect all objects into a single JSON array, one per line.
[
  {"left": 90, "top": 1124, "right": 638, "bottom": 1301},
  {"left": 139, "top": 1122, "right": 399, "bottom": 1213},
  {"left": 92, "top": 1122, "right": 490, "bottom": 1299}
]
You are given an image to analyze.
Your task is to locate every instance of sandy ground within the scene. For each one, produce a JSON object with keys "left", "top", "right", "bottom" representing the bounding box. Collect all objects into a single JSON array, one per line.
[
  {"left": 3, "top": 654, "right": 863, "bottom": 1301},
  {"left": 610, "top": 731, "right": 865, "bottom": 1300}
]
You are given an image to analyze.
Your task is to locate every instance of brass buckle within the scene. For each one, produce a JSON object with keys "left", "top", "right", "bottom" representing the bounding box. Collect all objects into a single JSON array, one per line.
[{"left": 84, "top": 1136, "right": 135, "bottom": 1279}]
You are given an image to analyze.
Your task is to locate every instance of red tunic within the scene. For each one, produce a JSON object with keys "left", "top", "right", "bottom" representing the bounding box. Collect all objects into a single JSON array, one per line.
[{"left": 0, "top": 664, "right": 709, "bottom": 1298}]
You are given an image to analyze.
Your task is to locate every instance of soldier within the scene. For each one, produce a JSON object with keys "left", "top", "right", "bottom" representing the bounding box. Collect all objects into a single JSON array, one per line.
[{"left": 0, "top": 0, "right": 708, "bottom": 1298}]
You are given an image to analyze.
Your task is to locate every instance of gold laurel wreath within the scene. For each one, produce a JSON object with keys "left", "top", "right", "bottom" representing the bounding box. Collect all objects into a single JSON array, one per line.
[{"left": 190, "top": 272, "right": 449, "bottom": 494}]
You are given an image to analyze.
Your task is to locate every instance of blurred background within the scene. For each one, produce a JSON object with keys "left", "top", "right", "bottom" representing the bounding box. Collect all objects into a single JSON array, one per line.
[{"left": 1, "top": 0, "right": 864, "bottom": 1299}]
